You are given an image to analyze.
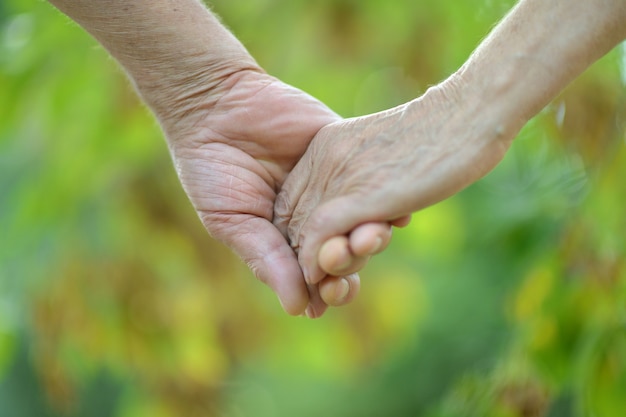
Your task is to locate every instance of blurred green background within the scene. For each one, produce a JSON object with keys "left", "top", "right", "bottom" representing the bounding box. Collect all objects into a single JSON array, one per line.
[{"left": 1, "top": 0, "right": 625, "bottom": 416}]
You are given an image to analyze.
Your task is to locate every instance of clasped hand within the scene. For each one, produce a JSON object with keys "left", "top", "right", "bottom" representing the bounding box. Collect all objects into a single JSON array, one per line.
[
  {"left": 163, "top": 69, "right": 402, "bottom": 318},
  {"left": 157, "top": 57, "right": 515, "bottom": 319}
]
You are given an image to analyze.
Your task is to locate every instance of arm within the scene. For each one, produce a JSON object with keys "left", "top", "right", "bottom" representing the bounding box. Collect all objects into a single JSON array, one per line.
[
  {"left": 48, "top": 0, "right": 258, "bottom": 129},
  {"left": 275, "top": 0, "right": 626, "bottom": 284},
  {"left": 45, "top": 0, "right": 322, "bottom": 315},
  {"left": 47, "top": 0, "right": 394, "bottom": 317},
  {"left": 456, "top": 0, "right": 626, "bottom": 142}
]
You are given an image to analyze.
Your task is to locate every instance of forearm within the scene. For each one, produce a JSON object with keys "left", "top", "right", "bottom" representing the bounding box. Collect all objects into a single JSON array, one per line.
[
  {"left": 453, "top": 0, "right": 626, "bottom": 140},
  {"left": 47, "top": 0, "right": 260, "bottom": 125}
]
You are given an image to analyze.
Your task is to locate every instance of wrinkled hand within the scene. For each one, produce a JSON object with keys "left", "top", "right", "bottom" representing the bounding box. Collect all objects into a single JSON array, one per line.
[
  {"left": 275, "top": 82, "right": 515, "bottom": 286},
  {"left": 163, "top": 69, "right": 392, "bottom": 316}
]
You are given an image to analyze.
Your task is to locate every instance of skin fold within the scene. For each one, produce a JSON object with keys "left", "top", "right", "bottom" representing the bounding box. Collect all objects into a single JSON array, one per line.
[{"left": 47, "top": 0, "right": 393, "bottom": 317}]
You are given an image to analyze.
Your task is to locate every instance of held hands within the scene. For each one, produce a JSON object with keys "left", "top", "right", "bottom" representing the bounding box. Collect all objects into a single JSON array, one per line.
[
  {"left": 160, "top": 69, "right": 394, "bottom": 317},
  {"left": 164, "top": 69, "right": 514, "bottom": 318},
  {"left": 275, "top": 80, "right": 515, "bottom": 287},
  {"left": 52, "top": 0, "right": 626, "bottom": 319},
  {"left": 48, "top": 0, "right": 390, "bottom": 317},
  {"left": 49, "top": 0, "right": 625, "bottom": 320}
]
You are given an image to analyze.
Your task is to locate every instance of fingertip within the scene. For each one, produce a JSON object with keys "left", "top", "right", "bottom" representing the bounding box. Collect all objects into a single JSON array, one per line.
[
  {"left": 305, "top": 305, "right": 321, "bottom": 319},
  {"left": 266, "top": 264, "right": 309, "bottom": 316},
  {"left": 319, "top": 274, "right": 360, "bottom": 307},
  {"left": 318, "top": 235, "right": 371, "bottom": 276},
  {"left": 278, "top": 292, "right": 309, "bottom": 316},
  {"left": 318, "top": 236, "right": 351, "bottom": 274},
  {"left": 210, "top": 215, "right": 319, "bottom": 318},
  {"left": 391, "top": 214, "right": 412, "bottom": 228},
  {"left": 305, "top": 283, "right": 329, "bottom": 319},
  {"left": 319, "top": 276, "right": 349, "bottom": 306},
  {"left": 303, "top": 262, "right": 327, "bottom": 285},
  {"left": 299, "top": 240, "right": 329, "bottom": 285},
  {"left": 350, "top": 222, "right": 392, "bottom": 256},
  {"left": 298, "top": 196, "right": 371, "bottom": 282}
]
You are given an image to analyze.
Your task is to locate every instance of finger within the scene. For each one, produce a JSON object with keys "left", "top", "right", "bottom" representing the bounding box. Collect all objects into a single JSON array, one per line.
[
  {"left": 318, "top": 235, "right": 350, "bottom": 272},
  {"left": 298, "top": 194, "right": 408, "bottom": 284},
  {"left": 207, "top": 214, "right": 309, "bottom": 316},
  {"left": 391, "top": 214, "right": 412, "bottom": 228},
  {"left": 318, "top": 235, "right": 370, "bottom": 277},
  {"left": 304, "top": 282, "right": 329, "bottom": 319},
  {"left": 319, "top": 274, "right": 360, "bottom": 307},
  {"left": 349, "top": 222, "right": 392, "bottom": 256}
]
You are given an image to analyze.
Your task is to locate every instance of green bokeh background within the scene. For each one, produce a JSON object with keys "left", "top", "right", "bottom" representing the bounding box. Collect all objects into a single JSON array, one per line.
[{"left": 1, "top": 1, "right": 625, "bottom": 416}]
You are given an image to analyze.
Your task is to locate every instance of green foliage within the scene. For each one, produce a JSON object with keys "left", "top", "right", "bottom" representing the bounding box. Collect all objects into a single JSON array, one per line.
[{"left": 1, "top": 0, "right": 625, "bottom": 416}]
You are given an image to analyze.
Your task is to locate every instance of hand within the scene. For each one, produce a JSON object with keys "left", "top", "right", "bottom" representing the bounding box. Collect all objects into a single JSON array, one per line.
[
  {"left": 47, "top": 0, "right": 398, "bottom": 317},
  {"left": 274, "top": 81, "right": 515, "bottom": 286},
  {"left": 163, "top": 69, "right": 393, "bottom": 316}
]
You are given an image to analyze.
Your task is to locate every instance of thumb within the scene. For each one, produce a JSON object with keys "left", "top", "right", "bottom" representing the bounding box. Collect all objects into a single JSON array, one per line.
[{"left": 208, "top": 214, "right": 310, "bottom": 315}]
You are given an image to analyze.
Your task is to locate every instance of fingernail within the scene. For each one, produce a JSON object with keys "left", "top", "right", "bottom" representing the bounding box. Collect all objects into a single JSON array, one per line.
[
  {"left": 335, "top": 257, "right": 351, "bottom": 272},
  {"left": 371, "top": 236, "right": 383, "bottom": 254},
  {"left": 305, "top": 305, "right": 316, "bottom": 319},
  {"left": 336, "top": 278, "right": 350, "bottom": 303}
]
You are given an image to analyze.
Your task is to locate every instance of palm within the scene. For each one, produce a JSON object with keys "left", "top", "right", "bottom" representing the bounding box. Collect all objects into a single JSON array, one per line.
[{"left": 167, "top": 71, "right": 340, "bottom": 314}]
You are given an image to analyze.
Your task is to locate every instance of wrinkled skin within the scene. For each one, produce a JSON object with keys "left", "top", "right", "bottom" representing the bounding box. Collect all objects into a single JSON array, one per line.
[
  {"left": 275, "top": 83, "right": 514, "bottom": 286},
  {"left": 49, "top": 0, "right": 626, "bottom": 319},
  {"left": 165, "top": 69, "right": 394, "bottom": 317},
  {"left": 47, "top": 0, "right": 394, "bottom": 318}
]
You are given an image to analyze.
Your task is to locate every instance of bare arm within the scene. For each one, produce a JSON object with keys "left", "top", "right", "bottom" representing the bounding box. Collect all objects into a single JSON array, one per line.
[
  {"left": 47, "top": 0, "right": 259, "bottom": 129},
  {"left": 46, "top": 0, "right": 396, "bottom": 317},
  {"left": 275, "top": 0, "right": 626, "bottom": 285},
  {"left": 46, "top": 0, "right": 335, "bottom": 316},
  {"left": 457, "top": 0, "right": 626, "bottom": 142}
]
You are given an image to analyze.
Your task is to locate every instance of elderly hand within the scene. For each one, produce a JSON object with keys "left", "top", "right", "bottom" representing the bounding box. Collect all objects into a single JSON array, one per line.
[
  {"left": 274, "top": 81, "right": 514, "bottom": 287},
  {"left": 165, "top": 69, "right": 397, "bottom": 316},
  {"left": 49, "top": 0, "right": 626, "bottom": 318},
  {"left": 274, "top": 0, "right": 626, "bottom": 290},
  {"left": 47, "top": 0, "right": 397, "bottom": 317}
]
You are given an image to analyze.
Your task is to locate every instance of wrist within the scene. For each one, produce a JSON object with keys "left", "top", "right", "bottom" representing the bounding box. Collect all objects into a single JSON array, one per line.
[{"left": 431, "top": 69, "right": 525, "bottom": 150}]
